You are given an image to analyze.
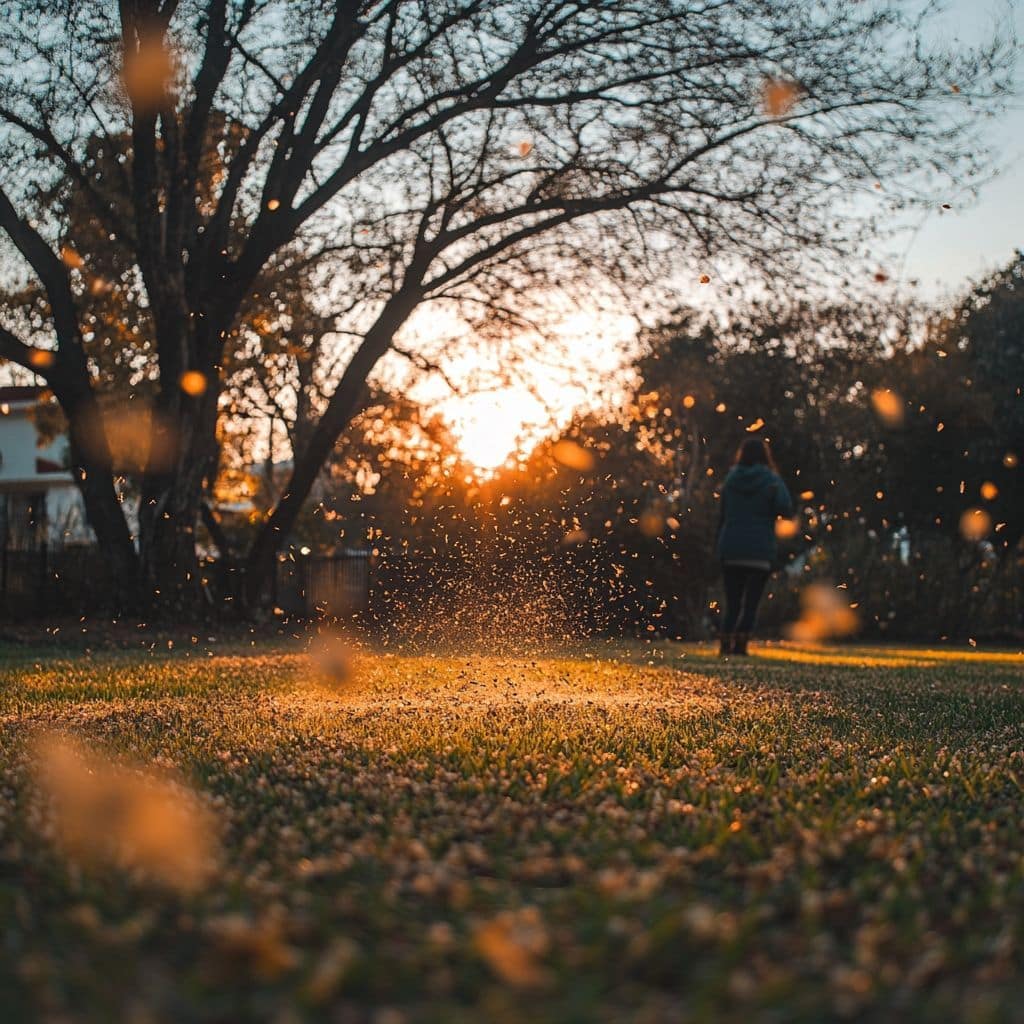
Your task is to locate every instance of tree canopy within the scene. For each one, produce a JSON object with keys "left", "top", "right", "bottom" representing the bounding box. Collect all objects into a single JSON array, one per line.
[{"left": 0, "top": 0, "right": 1014, "bottom": 613}]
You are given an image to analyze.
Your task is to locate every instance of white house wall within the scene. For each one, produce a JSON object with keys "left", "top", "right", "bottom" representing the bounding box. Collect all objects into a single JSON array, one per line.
[
  {"left": 0, "top": 405, "right": 69, "bottom": 484},
  {"left": 0, "top": 400, "right": 138, "bottom": 547}
]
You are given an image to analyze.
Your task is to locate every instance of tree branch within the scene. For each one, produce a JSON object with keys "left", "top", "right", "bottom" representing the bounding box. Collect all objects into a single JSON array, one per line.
[
  {"left": 0, "top": 185, "right": 81, "bottom": 347},
  {"left": 391, "top": 341, "right": 461, "bottom": 394},
  {"left": 0, "top": 325, "right": 51, "bottom": 376},
  {"left": 0, "top": 106, "right": 135, "bottom": 246}
]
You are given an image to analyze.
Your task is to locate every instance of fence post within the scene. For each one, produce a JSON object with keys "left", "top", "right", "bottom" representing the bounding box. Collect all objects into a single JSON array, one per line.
[{"left": 37, "top": 541, "right": 48, "bottom": 617}]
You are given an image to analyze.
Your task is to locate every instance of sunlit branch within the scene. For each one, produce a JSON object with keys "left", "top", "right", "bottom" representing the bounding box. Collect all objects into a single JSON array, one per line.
[
  {"left": 391, "top": 342, "right": 462, "bottom": 395},
  {"left": 0, "top": 325, "right": 49, "bottom": 376}
]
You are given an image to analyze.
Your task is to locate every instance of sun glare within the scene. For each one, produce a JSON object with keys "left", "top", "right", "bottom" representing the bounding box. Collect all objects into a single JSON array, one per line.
[{"left": 445, "top": 388, "right": 549, "bottom": 471}]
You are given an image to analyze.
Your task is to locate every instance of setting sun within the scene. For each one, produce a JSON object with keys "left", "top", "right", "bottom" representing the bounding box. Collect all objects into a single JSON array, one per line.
[
  {"left": 420, "top": 310, "right": 635, "bottom": 472},
  {"left": 443, "top": 387, "right": 549, "bottom": 470}
]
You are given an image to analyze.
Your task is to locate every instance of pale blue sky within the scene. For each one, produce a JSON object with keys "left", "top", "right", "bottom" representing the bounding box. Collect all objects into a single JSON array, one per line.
[{"left": 900, "top": 0, "right": 1023, "bottom": 297}]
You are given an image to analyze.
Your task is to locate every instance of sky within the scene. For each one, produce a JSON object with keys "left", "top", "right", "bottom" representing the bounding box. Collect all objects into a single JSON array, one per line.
[
  {"left": 439, "top": 0, "right": 1024, "bottom": 469},
  {"left": 899, "top": 0, "right": 1024, "bottom": 297}
]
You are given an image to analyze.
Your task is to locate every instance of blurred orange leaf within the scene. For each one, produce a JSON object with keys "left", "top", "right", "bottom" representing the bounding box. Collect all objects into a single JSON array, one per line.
[
  {"left": 122, "top": 33, "right": 174, "bottom": 111},
  {"left": 34, "top": 734, "right": 217, "bottom": 891},
  {"left": 870, "top": 388, "right": 904, "bottom": 428},
  {"left": 960, "top": 507, "right": 992, "bottom": 541},
  {"left": 552, "top": 439, "right": 595, "bottom": 472},
  {"left": 180, "top": 370, "right": 208, "bottom": 396},
  {"left": 474, "top": 908, "right": 550, "bottom": 988},
  {"left": 760, "top": 77, "right": 803, "bottom": 117}
]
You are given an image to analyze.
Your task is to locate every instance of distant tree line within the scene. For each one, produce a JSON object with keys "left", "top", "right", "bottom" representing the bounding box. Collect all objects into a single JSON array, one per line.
[{"left": 334, "top": 255, "right": 1023, "bottom": 644}]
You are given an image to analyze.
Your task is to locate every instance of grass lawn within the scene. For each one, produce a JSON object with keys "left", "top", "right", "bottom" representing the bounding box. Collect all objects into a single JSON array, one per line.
[{"left": 2, "top": 638, "right": 1023, "bottom": 1022}]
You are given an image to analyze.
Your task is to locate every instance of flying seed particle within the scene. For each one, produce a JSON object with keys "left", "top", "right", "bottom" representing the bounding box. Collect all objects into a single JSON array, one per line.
[{"left": 180, "top": 370, "right": 207, "bottom": 396}]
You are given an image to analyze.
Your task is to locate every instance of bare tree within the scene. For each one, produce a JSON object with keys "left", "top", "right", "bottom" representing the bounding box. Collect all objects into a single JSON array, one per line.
[{"left": 0, "top": 0, "right": 1014, "bottom": 613}]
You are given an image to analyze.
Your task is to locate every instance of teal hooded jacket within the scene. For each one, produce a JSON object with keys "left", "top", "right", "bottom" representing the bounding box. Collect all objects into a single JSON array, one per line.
[{"left": 716, "top": 464, "right": 794, "bottom": 565}]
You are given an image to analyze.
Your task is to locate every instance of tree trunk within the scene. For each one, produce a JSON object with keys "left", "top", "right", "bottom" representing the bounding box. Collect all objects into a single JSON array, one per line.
[
  {"left": 136, "top": 373, "right": 222, "bottom": 618},
  {"left": 137, "top": 478, "right": 204, "bottom": 615},
  {"left": 61, "top": 389, "right": 141, "bottom": 611},
  {"left": 242, "top": 299, "right": 416, "bottom": 607},
  {"left": 243, "top": 375, "right": 369, "bottom": 608}
]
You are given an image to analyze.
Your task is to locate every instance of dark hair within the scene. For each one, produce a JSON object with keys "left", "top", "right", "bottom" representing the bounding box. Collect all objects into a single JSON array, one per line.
[{"left": 734, "top": 437, "right": 777, "bottom": 470}]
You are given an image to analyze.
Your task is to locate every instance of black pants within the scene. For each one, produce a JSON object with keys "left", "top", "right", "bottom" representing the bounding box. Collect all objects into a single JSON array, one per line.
[{"left": 721, "top": 564, "right": 770, "bottom": 634}]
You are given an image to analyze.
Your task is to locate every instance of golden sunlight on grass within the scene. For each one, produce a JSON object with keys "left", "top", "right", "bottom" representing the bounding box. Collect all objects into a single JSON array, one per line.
[
  {"left": 680, "top": 640, "right": 1024, "bottom": 669},
  {"left": 3, "top": 641, "right": 1024, "bottom": 1021}
]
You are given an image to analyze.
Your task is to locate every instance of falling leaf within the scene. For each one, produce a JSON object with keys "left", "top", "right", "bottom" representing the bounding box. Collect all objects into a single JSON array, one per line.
[
  {"left": 180, "top": 370, "right": 208, "bottom": 396},
  {"left": 516, "top": 140, "right": 533, "bottom": 158},
  {"left": 959, "top": 507, "right": 992, "bottom": 541},
  {"left": 980, "top": 481, "right": 998, "bottom": 501},
  {"left": 870, "top": 388, "right": 904, "bottom": 428},
  {"left": 474, "top": 907, "right": 550, "bottom": 988},
  {"left": 305, "top": 938, "right": 358, "bottom": 1004},
  {"left": 775, "top": 517, "right": 800, "bottom": 540},
  {"left": 122, "top": 33, "right": 174, "bottom": 111},
  {"left": 33, "top": 734, "right": 217, "bottom": 891},
  {"left": 799, "top": 490, "right": 815, "bottom": 501},
  {"left": 873, "top": 271, "right": 889, "bottom": 284},
  {"left": 28, "top": 349, "right": 56, "bottom": 370},
  {"left": 562, "top": 529, "right": 589, "bottom": 545},
  {"left": 787, "top": 583, "right": 859, "bottom": 641},
  {"left": 745, "top": 418, "right": 765, "bottom": 433},
  {"left": 1003, "top": 452, "right": 1018, "bottom": 469},
  {"left": 760, "top": 77, "right": 803, "bottom": 117},
  {"left": 60, "top": 246, "right": 84, "bottom": 270},
  {"left": 267, "top": 199, "right": 281, "bottom": 211},
  {"left": 699, "top": 273, "right": 711, "bottom": 284},
  {"left": 638, "top": 511, "right": 664, "bottom": 537},
  {"left": 78, "top": 405, "right": 177, "bottom": 474},
  {"left": 552, "top": 440, "right": 595, "bottom": 472},
  {"left": 682, "top": 395, "right": 696, "bottom": 409},
  {"left": 307, "top": 633, "right": 357, "bottom": 690},
  {"left": 715, "top": 402, "right": 727, "bottom": 413}
]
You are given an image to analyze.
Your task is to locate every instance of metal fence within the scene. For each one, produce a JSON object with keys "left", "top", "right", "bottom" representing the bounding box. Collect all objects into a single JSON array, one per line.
[
  {"left": 274, "top": 550, "right": 371, "bottom": 618},
  {"left": 0, "top": 545, "right": 371, "bottom": 620},
  {"left": 0, "top": 545, "right": 111, "bottom": 619}
]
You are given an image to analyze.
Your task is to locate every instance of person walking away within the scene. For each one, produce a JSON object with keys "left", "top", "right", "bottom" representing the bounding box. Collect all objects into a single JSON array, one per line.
[{"left": 716, "top": 438, "right": 793, "bottom": 656}]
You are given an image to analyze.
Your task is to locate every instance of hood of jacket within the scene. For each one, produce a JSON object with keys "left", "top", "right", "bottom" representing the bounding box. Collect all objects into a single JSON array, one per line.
[{"left": 725, "top": 463, "right": 777, "bottom": 494}]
